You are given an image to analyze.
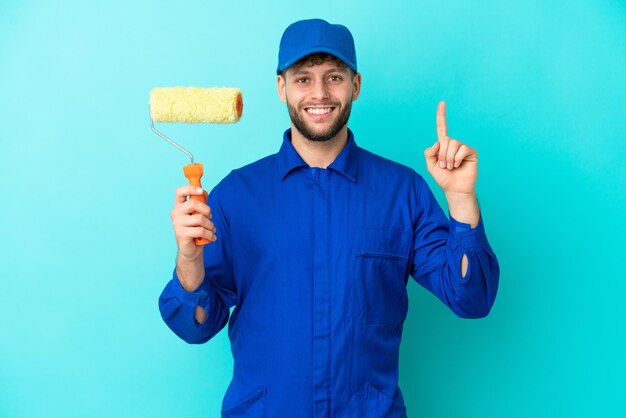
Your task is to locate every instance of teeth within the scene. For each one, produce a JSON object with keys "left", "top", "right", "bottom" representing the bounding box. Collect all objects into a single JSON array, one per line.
[{"left": 306, "top": 107, "right": 333, "bottom": 115}]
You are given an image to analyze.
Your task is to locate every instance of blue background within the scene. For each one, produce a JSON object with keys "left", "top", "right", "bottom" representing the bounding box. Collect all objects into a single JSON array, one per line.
[{"left": 1, "top": 0, "right": 625, "bottom": 417}]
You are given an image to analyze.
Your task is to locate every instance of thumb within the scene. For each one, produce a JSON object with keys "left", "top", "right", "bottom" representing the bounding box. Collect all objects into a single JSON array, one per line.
[{"left": 424, "top": 141, "right": 440, "bottom": 164}]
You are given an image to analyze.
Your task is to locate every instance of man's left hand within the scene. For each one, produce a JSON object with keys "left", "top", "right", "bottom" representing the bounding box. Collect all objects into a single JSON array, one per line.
[{"left": 423, "top": 101, "right": 478, "bottom": 195}]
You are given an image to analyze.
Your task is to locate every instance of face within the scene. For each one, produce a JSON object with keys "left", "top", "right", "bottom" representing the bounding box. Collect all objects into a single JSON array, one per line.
[{"left": 277, "top": 59, "right": 361, "bottom": 142}]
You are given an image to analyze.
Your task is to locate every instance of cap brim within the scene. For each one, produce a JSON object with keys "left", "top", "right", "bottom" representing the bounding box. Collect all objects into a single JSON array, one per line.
[{"left": 277, "top": 46, "right": 357, "bottom": 75}]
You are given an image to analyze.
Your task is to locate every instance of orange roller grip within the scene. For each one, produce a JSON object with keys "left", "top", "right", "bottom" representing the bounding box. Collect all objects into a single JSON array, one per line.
[{"left": 183, "top": 163, "right": 210, "bottom": 246}]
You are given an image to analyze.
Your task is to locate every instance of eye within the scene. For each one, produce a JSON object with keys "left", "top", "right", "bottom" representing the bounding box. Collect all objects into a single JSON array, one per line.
[
  {"left": 295, "top": 77, "right": 308, "bottom": 84},
  {"left": 329, "top": 75, "right": 343, "bottom": 82}
]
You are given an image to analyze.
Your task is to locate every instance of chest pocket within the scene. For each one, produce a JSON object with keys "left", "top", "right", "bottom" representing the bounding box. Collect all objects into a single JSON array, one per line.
[{"left": 353, "top": 227, "right": 412, "bottom": 327}]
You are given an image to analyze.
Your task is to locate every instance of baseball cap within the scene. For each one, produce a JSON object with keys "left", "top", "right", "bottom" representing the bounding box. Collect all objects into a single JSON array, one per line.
[{"left": 277, "top": 18, "right": 357, "bottom": 75}]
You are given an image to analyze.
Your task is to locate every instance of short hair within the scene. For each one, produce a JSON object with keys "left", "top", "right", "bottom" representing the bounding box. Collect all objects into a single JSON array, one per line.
[{"left": 280, "top": 52, "right": 356, "bottom": 80}]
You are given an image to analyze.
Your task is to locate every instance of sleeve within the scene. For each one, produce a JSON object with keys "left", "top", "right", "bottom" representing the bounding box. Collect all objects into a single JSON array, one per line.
[
  {"left": 158, "top": 179, "right": 237, "bottom": 343},
  {"left": 409, "top": 174, "right": 500, "bottom": 318}
]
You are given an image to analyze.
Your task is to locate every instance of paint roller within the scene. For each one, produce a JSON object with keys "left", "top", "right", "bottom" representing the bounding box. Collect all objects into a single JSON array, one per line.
[{"left": 149, "top": 87, "right": 243, "bottom": 245}]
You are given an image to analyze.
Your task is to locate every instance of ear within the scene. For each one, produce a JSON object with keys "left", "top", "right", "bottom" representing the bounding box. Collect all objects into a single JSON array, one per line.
[
  {"left": 277, "top": 74, "right": 287, "bottom": 103},
  {"left": 351, "top": 72, "right": 362, "bottom": 102}
]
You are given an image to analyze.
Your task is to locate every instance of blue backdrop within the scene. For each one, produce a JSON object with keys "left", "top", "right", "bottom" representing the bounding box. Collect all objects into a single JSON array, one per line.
[{"left": 1, "top": 0, "right": 625, "bottom": 417}]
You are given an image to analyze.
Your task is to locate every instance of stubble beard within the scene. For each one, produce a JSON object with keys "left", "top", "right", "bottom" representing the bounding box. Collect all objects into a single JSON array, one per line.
[{"left": 287, "top": 99, "right": 352, "bottom": 142}]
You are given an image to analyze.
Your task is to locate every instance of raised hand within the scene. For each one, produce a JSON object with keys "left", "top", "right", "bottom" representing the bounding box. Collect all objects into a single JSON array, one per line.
[{"left": 423, "top": 101, "right": 478, "bottom": 195}]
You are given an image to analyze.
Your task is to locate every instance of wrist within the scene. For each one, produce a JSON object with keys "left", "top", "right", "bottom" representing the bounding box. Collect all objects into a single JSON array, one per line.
[
  {"left": 179, "top": 277, "right": 204, "bottom": 292},
  {"left": 445, "top": 192, "right": 480, "bottom": 228},
  {"left": 177, "top": 248, "right": 203, "bottom": 264},
  {"left": 176, "top": 250, "right": 205, "bottom": 291},
  {"left": 445, "top": 191, "right": 477, "bottom": 209},
  {"left": 176, "top": 267, "right": 204, "bottom": 292},
  {"left": 444, "top": 190, "right": 476, "bottom": 201}
]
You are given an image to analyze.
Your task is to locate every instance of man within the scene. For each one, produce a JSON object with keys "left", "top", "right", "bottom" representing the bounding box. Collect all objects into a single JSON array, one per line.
[{"left": 159, "top": 18, "right": 499, "bottom": 418}]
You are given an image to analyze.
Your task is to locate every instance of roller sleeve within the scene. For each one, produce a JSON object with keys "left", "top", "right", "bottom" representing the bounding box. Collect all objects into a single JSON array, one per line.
[{"left": 149, "top": 87, "right": 243, "bottom": 123}]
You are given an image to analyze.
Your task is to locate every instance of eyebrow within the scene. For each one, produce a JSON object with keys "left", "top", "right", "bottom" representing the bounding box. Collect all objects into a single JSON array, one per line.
[{"left": 291, "top": 67, "right": 345, "bottom": 76}]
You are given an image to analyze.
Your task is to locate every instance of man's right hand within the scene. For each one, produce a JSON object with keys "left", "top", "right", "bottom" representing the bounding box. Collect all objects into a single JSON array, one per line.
[
  {"left": 171, "top": 185, "right": 217, "bottom": 268},
  {"left": 170, "top": 185, "right": 215, "bottom": 323}
]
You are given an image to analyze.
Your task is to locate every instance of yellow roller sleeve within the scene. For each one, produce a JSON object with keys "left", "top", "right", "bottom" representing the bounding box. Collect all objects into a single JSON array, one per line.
[{"left": 149, "top": 87, "right": 243, "bottom": 123}]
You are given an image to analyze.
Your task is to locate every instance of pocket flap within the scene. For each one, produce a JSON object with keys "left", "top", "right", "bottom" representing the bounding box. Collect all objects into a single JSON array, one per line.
[{"left": 353, "top": 227, "right": 411, "bottom": 259}]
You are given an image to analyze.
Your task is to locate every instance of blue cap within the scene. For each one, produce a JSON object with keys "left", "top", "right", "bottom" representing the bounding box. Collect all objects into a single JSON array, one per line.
[{"left": 277, "top": 18, "right": 357, "bottom": 75}]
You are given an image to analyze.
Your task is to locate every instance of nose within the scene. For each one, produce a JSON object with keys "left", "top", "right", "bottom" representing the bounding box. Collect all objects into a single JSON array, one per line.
[{"left": 311, "top": 78, "right": 330, "bottom": 101}]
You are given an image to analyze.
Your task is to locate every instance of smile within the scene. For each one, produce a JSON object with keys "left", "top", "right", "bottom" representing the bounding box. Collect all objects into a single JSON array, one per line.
[{"left": 304, "top": 106, "right": 336, "bottom": 120}]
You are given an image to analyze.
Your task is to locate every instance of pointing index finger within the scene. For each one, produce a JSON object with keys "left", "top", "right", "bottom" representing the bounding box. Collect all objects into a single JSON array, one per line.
[{"left": 436, "top": 100, "right": 447, "bottom": 141}]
